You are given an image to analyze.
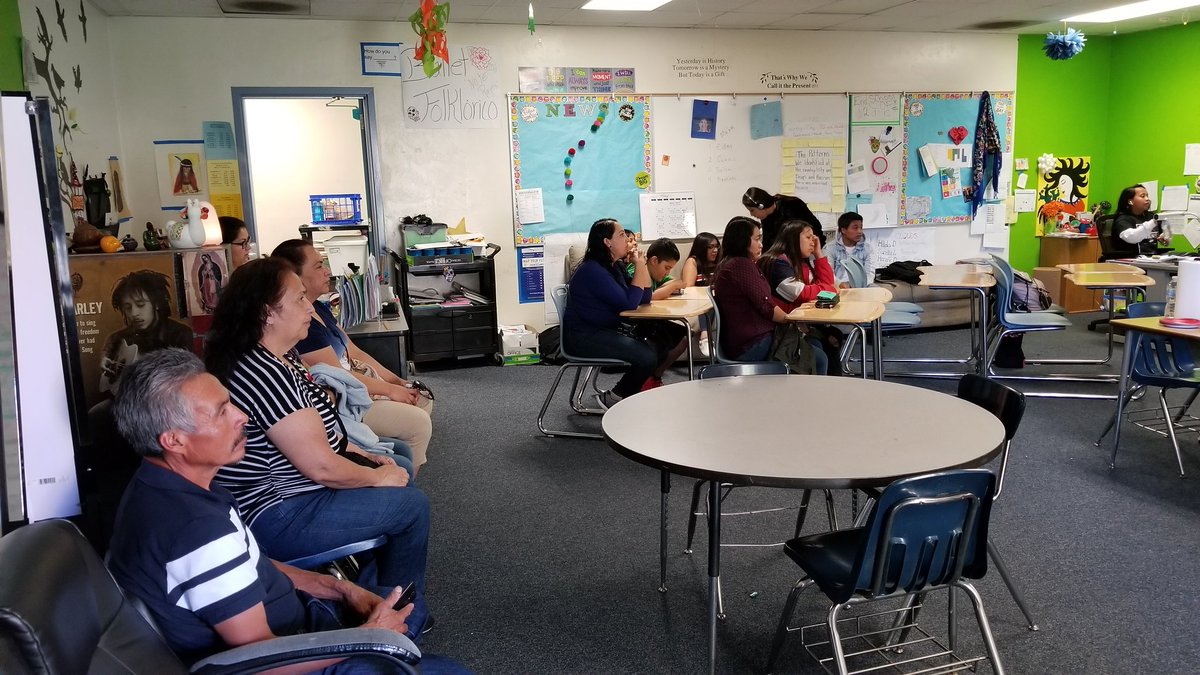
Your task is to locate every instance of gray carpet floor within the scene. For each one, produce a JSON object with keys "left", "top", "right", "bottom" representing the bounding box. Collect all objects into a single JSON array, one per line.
[{"left": 408, "top": 314, "right": 1200, "bottom": 674}]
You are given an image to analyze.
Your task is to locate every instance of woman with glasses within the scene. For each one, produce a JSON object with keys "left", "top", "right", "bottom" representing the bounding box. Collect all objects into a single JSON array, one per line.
[
  {"left": 219, "top": 216, "right": 254, "bottom": 268},
  {"left": 271, "top": 239, "right": 435, "bottom": 475}
]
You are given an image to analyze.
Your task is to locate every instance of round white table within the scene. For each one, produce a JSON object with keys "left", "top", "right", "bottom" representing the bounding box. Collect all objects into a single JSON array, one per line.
[{"left": 602, "top": 375, "right": 1005, "bottom": 674}]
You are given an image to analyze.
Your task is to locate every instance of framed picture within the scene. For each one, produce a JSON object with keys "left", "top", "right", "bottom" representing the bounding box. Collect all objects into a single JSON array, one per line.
[{"left": 180, "top": 248, "right": 230, "bottom": 317}]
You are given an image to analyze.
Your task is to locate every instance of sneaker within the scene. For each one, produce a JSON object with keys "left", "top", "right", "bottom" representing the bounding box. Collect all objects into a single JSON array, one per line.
[
  {"left": 698, "top": 336, "right": 710, "bottom": 358},
  {"left": 641, "top": 376, "right": 664, "bottom": 392},
  {"left": 595, "top": 389, "right": 623, "bottom": 410}
]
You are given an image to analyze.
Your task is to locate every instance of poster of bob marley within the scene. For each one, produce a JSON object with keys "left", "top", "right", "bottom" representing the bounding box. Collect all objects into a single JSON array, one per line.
[
  {"left": 1036, "top": 156, "right": 1090, "bottom": 236},
  {"left": 69, "top": 251, "right": 195, "bottom": 411}
]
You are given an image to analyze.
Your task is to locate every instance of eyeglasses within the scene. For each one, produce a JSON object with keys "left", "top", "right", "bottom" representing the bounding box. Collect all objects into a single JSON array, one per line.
[
  {"left": 407, "top": 379, "right": 435, "bottom": 402},
  {"left": 231, "top": 239, "right": 251, "bottom": 250}
]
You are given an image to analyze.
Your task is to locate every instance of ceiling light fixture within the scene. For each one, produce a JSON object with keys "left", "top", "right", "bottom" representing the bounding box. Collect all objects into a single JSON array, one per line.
[
  {"left": 581, "top": 0, "right": 674, "bottom": 10},
  {"left": 1065, "top": 0, "right": 1200, "bottom": 23}
]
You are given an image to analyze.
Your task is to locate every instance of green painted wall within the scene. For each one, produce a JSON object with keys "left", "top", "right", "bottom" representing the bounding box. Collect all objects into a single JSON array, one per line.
[
  {"left": 1011, "top": 33, "right": 1113, "bottom": 272},
  {"left": 1012, "top": 23, "right": 1200, "bottom": 270},
  {"left": 1104, "top": 24, "right": 1200, "bottom": 215},
  {"left": 0, "top": 0, "right": 23, "bottom": 89}
]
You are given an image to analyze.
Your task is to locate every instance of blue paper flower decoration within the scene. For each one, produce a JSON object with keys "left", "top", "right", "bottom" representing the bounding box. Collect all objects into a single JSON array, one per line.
[{"left": 1044, "top": 28, "right": 1087, "bottom": 60}]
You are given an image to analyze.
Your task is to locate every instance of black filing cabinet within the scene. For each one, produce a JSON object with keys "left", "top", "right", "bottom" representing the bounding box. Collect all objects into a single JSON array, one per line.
[{"left": 400, "top": 257, "right": 499, "bottom": 363}]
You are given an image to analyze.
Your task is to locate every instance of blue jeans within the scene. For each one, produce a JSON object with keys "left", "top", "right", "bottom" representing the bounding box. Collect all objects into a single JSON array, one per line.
[
  {"left": 252, "top": 486, "right": 430, "bottom": 595},
  {"left": 737, "top": 333, "right": 828, "bottom": 375},
  {"left": 565, "top": 326, "right": 658, "bottom": 397},
  {"left": 301, "top": 591, "right": 471, "bottom": 674},
  {"left": 370, "top": 437, "right": 416, "bottom": 480}
]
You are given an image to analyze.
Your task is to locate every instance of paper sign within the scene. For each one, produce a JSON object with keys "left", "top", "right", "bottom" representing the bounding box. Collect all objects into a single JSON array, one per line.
[
  {"left": 1016, "top": 172, "right": 1029, "bottom": 189},
  {"left": 846, "top": 161, "right": 871, "bottom": 195},
  {"left": 1014, "top": 157, "right": 1029, "bottom": 171},
  {"left": 907, "top": 196, "right": 932, "bottom": 219},
  {"left": 515, "top": 188, "right": 545, "bottom": 224},
  {"left": 1186, "top": 144, "right": 1200, "bottom": 176},
  {"left": 750, "top": 100, "right": 783, "bottom": 139},
  {"left": 971, "top": 200, "right": 1006, "bottom": 236},
  {"left": 1161, "top": 185, "right": 1189, "bottom": 212},
  {"left": 940, "top": 168, "right": 962, "bottom": 199},
  {"left": 859, "top": 203, "right": 891, "bottom": 229},
  {"left": 794, "top": 148, "right": 834, "bottom": 204},
  {"left": 918, "top": 144, "right": 938, "bottom": 177},
  {"left": 928, "top": 143, "right": 972, "bottom": 169},
  {"left": 691, "top": 99, "right": 717, "bottom": 140},
  {"left": 1014, "top": 189, "right": 1036, "bottom": 213},
  {"left": 361, "top": 42, "right": 403, "bottom": 76}
]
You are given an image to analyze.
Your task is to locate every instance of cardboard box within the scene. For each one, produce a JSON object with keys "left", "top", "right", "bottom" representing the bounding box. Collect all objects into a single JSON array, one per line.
[{"left": 499, "top": 324, "right": 540, "bottom": 365}]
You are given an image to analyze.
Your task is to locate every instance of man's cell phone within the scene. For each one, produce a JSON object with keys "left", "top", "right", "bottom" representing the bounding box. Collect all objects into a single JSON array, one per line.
[{"left": 392, "top": 583, "right": 417, "bottom": 611}]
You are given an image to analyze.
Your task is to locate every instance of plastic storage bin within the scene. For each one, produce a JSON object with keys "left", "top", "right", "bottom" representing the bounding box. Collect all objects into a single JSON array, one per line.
[{"left": 310, "top": 194, "right": 363, "bottom": 225}]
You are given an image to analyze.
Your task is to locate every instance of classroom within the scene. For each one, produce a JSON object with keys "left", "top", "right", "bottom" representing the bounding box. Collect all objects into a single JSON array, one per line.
[{"left": 0, "top": 0, "right": 1198, "bottom": 673}]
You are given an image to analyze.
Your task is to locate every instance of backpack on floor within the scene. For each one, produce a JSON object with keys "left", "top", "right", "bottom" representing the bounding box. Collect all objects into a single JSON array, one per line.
[
  {"left": 538, "top": 325, "right": 564, "bottom": 365},
  {"left": 993, "top": 334, "right": 1025, "bottom": 369},
  {"left": 1010, "top": 270, "right": 1053, "bottom": 312}
]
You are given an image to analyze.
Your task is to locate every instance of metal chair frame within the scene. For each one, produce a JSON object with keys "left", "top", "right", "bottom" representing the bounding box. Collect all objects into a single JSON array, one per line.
[
  {"left": 986, "top": 254, "right": 1120, "bottom": 399},
  {"left": 536, "top": 284, "right": 630, "bottom": 439},
  {"left": 1095, "top": 301, "right": 1197, "bottom": 476},
  {"left": 684, "top": 362, "right": 837, "bottom": 620},
  {"left": 766, "top": 473, "right": 1006, "bottom": 675}
]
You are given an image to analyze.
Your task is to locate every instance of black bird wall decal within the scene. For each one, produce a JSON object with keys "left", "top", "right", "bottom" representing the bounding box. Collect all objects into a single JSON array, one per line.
[
  {"left": 79, "top": 0, "right": 88, "bottom": 42},
  {"left": 55, "top": 0, "right": 67, "bottom": 41},
  {"left": 72, "top": 64, "right": 81, "bottom": 93}
]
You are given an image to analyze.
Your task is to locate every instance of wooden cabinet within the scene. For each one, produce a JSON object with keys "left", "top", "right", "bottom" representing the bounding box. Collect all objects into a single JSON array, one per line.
[{"left": 1039, "top": 236, "right": 1101, "bottom": 312}]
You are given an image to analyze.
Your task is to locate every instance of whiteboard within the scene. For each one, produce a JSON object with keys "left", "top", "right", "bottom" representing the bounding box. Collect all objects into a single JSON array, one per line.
[{"left": 651, "top": 94, "right": 849, "bottom": 237}]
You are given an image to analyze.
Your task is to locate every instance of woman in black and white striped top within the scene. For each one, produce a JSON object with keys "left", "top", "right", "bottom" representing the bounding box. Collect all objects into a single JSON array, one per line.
[{"left": 205, "top": 258, "right": 433, "bottom": 618}]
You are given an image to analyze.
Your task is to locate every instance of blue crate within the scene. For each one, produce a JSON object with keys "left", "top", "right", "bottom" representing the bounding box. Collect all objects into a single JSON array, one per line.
[{"left": 309, "top": 193, "right": 363, "bottom": 225}]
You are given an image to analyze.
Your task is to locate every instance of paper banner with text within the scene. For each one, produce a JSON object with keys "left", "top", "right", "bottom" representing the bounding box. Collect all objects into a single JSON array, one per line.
[
  {"left": 780, "top": 138, "right": 846, "bottom": 214},
  {"left": 402, "top": 44, "right": 502, "bottom": 129},
  {"left": 203, "top": 121, "right": 243, "bottom": 220}
]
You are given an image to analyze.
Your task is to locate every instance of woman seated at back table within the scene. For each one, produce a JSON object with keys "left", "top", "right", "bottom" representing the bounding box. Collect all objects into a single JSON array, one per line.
[
  {"left": 271, "top": 239, "right": 434, "bottom": 475},
  {"left": 1110, "top": 183, "right": 1166, "bottom": 257},
  {"left": 711, "top": 217, "right": 794, "bottom": 362},
  {"left": 759, "top": 220, "right": 837, "bottom": 375},
  {"left": 563, "top": 218, "right": 681, "bottom": 407},
  {"left": 204, "top": 257, "right": 432, "bottom": 633}
]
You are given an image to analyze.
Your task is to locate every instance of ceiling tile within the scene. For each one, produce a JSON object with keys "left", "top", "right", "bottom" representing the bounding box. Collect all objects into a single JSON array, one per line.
[
  {"left": 741, "top": 0, "right": 830, "bottom": 12},
  {"left": 311, "top": 0, "right": 407, "bottom": 20},
  {"left": 773, "top": 12, "right": 865, "bottom": 29},
  {"left": 810, "top": 0, "right": 910, "bottom": 14},
  {"left": 706, "top": 11, "right": 795, "bottom": 27}
]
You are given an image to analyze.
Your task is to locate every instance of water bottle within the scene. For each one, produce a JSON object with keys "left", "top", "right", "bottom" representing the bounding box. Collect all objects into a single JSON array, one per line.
[{"left": 1166, "top": 276, "right": 1178, "bottom": 318}]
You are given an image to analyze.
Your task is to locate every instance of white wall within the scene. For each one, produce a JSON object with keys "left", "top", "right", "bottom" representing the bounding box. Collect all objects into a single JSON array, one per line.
[
  {"left": 243, "top": 97, "right": 367, "bottom": 255},
  {"left": 102, "top": 17, "right": 1017, "bottom": 330},
  {"left": 18, "top": 0, "right": 123, "bottom": 231}
]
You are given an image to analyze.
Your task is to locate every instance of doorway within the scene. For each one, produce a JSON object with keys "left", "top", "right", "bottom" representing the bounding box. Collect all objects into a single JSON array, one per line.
[{"left": 231, "top": 87, "right": 385, "bottom": 257}]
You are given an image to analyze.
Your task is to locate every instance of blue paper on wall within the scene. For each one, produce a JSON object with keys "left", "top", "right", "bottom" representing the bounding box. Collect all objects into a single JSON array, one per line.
[
  {"left": 846, "top": 193, "right": 873, "bottom": 213},
  {"left": 750, "top": 100, "right": 783, "bottom": 139},
  {"left": 691, "top": 99, "right": 717, "bottom": 140}
]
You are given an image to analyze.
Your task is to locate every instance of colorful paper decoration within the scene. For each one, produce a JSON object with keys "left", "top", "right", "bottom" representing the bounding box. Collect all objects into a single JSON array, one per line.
[
  {"left": 1037, "top": 153, "right": 1057, "bottom": 175},
  {"left": 409, "top": 0, "right": 450, "bottom": 77},
  {"left": 1043, "top": 28, "right": 1086, "bottom": 61}
]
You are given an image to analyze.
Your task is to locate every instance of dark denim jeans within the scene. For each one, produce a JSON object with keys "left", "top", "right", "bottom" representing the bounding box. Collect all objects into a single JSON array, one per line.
[
  {"left": 565, "top": 326, "right": 658, "bottom": 397},
  {"left": 252, "top": 486, "right": 430, "bottom": 594}
]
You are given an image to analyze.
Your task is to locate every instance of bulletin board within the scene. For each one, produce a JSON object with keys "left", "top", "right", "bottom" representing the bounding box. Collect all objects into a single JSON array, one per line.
[
  {"left": 510, "top": 95, "right": 653, "bottom": 246},
  {"left": 651, "top": 94, "right": 849, "bottom": 236},
  {"left": 900, "top": 92, "right": 1013, "bottom": 225},
  {"left": 847, "top": 93, "right": 903, "bottom": 228}
]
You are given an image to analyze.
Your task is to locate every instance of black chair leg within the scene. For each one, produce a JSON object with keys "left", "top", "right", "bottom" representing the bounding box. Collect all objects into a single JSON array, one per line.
[
  {"left": 765, "top": 578, "right": 814, "bottom": 673},
  {"left": 684, "top": 479, "right": 705, "bottom": 554}
]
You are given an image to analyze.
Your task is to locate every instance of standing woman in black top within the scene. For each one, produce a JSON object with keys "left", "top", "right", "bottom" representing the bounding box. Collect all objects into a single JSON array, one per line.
[
  {"left": 1110, "top": 183, "right": 1164, "bottom": 256},
  {"left": 743, "top": 186, "right": 825, "bottom": 249}
]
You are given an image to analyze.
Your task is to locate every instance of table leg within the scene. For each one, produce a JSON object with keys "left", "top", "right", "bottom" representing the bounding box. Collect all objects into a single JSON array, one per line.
[
  {"left": 1110, "top": 328, "right": 1135, "bottom": 469},
  {"left": 659, "top": 469, "right": 670, "bottom": 593},
  {"left": 969, "top": 289, "right": 979, "bottom": 365},
  {"left": 707, "top": 479, "right": 721, "bottom": 674},
  {"left": 976, "top": 288, "right": 990, "bottom": 377},
  {"left": 872, "top": 318, "right": 884, "bottom": 381},
  {"left": 683, "top": 319, "right": 696, "bottom": 380}
]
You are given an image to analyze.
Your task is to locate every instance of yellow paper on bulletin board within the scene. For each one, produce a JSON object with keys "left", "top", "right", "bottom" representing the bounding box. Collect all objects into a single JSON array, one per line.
[
  {"left": 780, "top": 138, "right": 846, "bottom": 213},
  {"left": 210, "top": 193, "right": 243, "bottom": 221}
]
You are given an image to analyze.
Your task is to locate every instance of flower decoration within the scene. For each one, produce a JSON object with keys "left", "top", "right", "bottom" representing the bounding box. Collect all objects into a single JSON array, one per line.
[
  {"left": 409, "top": 0, "right": 450, "bottom": 77},
  {"left": 1037, "top": 153, "right": 1058, "bottom": 176},
  {"left": 1043, "top": 28, "right": 1086, "bottom": 61}
]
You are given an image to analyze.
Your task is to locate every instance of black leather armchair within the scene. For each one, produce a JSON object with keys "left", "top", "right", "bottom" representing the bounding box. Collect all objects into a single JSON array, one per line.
[{"left": 0, "top": 520, "right": 421, "bottom": 674}]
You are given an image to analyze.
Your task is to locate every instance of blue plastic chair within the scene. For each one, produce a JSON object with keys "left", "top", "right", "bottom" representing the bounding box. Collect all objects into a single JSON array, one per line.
[
  {"left": 841, "top": 257, "right": 924, "bottom": 314},
  {"left": 766, "top": 470, "right": 1005, "bottom": 675},
  {"left": 536, "top": 284, "right": 631, "bottom": 439},
  {"left": 1095, "top": 301, "right": 1198, "bottom": 476},
  {"left": 285, "top": 536, "right": 388, "bottom": 581}
]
